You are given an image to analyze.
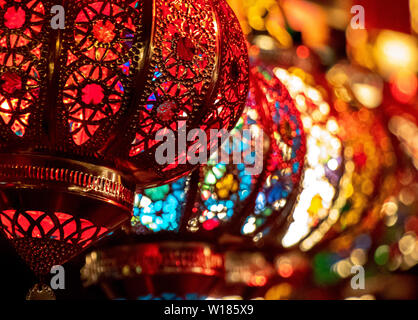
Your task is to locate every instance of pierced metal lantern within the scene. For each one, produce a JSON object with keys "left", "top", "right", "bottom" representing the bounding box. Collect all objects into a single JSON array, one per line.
[
  {"left": 0, "top": 0, "right": 249, "bottom": 286},
  {"left": 81, "top": 62, "right": 306, "bottom": 299}
]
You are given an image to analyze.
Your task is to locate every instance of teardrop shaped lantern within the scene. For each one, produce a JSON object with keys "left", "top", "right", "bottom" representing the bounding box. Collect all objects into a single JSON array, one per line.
[
  {"left": 81, "top": 61, "right": 306, "bottom": 299},
  {"left": 0, "top": 0, "right": 249, "bottom": 288}
]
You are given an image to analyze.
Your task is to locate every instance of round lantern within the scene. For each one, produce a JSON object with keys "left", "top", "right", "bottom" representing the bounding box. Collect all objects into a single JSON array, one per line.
[
  {"left": 298, "top": 65, "right": 396, "bottom": 252},
  {"left": 268, "top": 67, "right": 345, "bottom": 250},
  {"left": 260, "top": 66, "right": 395, "bottom": 255},
  {"left": 0, "top": 0, "right": 249, "bottom": 297},
  {"left": 278, "top": 64, "right": 396, "bottom": 295},
  {"left": 81, "top": 61, "right": 306, "bottom": 299}
]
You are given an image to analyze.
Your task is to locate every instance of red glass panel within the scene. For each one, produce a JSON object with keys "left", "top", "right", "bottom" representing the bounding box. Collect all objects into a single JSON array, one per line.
[
  {"left": 0, "top": 210, "right": 108, "bottom": 247},
  {"left": 64, "top": 65, "right": 123, "bottom": 145},
  {"left": 93, "top": 20, "right": 116, "bottom": 43},
  {"left": 1, "top": 72, "right": 22, "bottom": 94},
  {"left": 81, "top": 83, "right": 104, "bottom": 105},
  {"left": 4, "top": 6, "right": 26, "bottom": 29}
]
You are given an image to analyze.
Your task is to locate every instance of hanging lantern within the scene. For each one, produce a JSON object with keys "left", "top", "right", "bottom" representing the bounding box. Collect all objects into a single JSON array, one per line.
[
  {"left": 308, "top": 102, "right": 416, "bottom": 298},
  {"left": 81, "top": 62, "right": 306, "bottom": 299},
  {"left": 275, "top": 64, "right": 397, "bottom": 296},
  {"left": 255, "top": 66, "right": 395, "bottom": 255},
  {"left": 301, "top": 65, "right": 397, "bottom": 250},
  {"left": 265, "top": 67, "right": 345, "bottom": 250},
  {"left": 0, "top": 0, "right": 249, "bottom": 297}
]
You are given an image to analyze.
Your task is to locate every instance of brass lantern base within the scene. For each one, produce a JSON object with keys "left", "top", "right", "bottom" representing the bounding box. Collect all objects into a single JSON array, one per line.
[
  {"left": 26, "top": 283, "right": 56, "bottom": 300},
  {"left": 82, "top": 242, "right": 224, "bottom": 300},
  {"left": 0, "top": 154, "right": 135, "bottom": 277}
]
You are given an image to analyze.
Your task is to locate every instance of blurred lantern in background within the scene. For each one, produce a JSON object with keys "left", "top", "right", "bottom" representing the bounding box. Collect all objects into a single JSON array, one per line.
[
  {"left": 334, "top": 115, "right": 418, "bottom": 300},
  {"left": 0, "top": 0, "right": 250, "bottom": 298},
  {"left": 344, "top": 0, "right": 418, "bottom": 119},
  {"left": 271, "top": 67, "right": 344, "bottom": 250},
  {"left": 264, "top": 251, "right": 311, "bottom": 299},
  {"left": 355, "top": 0, "right": 412, "bottom": 34},
  {"left": 320, "top": 160, "right": 417, "bottom": 300},
  {"left": 374, "top": 165, "right": 418, "bottom": 276},
  {"left": 81, "top": 61, "right": 307, "bottom": 299},
  {"left": 241, "top": 56, "right": 398, "bottom": 298},
  {"left": 286, "top": 62, "right": 398, "bottom": 294},
  {"left": 207, "top": 249, "right": 311, "bottom": 301},
  {"left": 208, "top": 251, "right": 275, "bottom": 300},
  {"left": 227, "top": 0, "right": 330, "bottom": 50},
  {"left": 227, "top": 0, "right": 352, "bottom": 71}
]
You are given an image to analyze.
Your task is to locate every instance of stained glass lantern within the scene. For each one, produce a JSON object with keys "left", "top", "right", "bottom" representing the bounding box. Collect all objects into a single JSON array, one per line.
[
  {"left": 269, "top": 67, "right": 395, "bottom": 253},
  {"left": 297, "top": 66, "right": 402, "bottom": 292},
  {"left": 0, "top": 0, "right": 249, "bottom": 297},
  {"left": 297, "top": 70, "right": 396, "bottom": 253},
  {"left": 266, "top": 67, "right": 345, "bottom": 250},
  {"left": 81, "top": 62, "right": 306, "bottom": 299},
  {"left": 125, "top": 62, "right": 306, "bottom": 242}
]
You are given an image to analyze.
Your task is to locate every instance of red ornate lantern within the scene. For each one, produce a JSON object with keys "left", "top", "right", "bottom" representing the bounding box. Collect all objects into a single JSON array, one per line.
[{"left": 0, "top": 0, "right": 249, "bottom": 296}]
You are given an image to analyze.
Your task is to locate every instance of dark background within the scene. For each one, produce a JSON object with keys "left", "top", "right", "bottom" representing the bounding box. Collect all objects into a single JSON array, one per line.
[{"left": 0, "top": 234, "right": 106, "bottom": 300}]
